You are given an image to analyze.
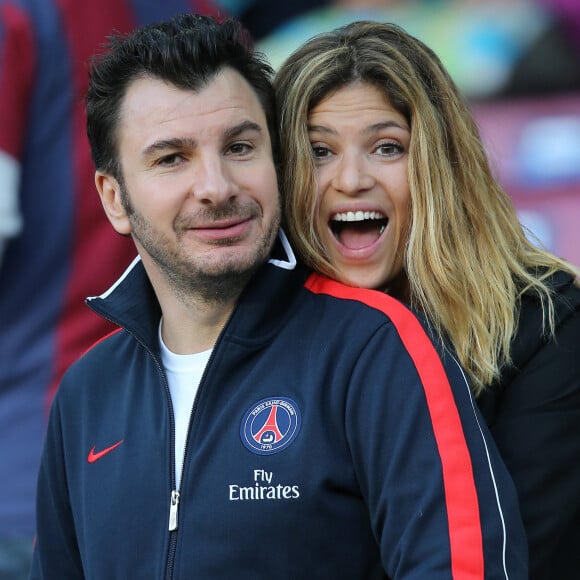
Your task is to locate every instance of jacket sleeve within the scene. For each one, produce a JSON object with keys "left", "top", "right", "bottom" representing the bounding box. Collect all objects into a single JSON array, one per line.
[
  {"left": 482, "top": 310, "right": 580, "bottom": 578},
  {"left": 30, "top": 396, "right": 85, "bottom": 579},
  {"left": 0, "top": 2, "right": 35, "bottom": 264},
  {"left": 344, "top": 318, "right": 528, "bottom": 579}
]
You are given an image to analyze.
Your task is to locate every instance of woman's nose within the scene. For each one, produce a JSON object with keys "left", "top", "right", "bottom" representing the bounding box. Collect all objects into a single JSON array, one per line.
[{"left": 331, "top": 152, "right": 374, "bottom": 195}]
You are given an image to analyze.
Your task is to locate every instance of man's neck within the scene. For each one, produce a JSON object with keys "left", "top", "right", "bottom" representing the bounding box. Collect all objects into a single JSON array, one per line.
[
  {"left": 144, "top": 262, "right": 240, "bottom": 354},
  {"left": 159, "top": 296, "right": 236, "bottom": 354}
]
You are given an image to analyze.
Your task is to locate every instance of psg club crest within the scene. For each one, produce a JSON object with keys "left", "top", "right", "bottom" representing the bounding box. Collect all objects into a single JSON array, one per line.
[{"left": 240, "top": 397, "right": 301, "bottom": 455}]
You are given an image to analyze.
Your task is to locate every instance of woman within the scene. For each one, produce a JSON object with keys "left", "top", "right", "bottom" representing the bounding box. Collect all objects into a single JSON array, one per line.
[{"left": 275, "top": 20, "right": 580, "bottom": 579}]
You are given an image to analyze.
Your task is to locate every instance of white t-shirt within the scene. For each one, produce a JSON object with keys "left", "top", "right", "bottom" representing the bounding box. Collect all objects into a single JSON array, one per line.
[{"left": 159, "top": 322, "right": 212, "bottom": 490}]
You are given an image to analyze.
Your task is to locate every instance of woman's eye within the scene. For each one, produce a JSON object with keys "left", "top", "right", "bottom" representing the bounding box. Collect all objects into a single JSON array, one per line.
[
  {"left": 311, "top": 145, "right": 331, "bottom": 159},
  {"left": 375, "top": 142, "right": 403, "bottom": 156}
]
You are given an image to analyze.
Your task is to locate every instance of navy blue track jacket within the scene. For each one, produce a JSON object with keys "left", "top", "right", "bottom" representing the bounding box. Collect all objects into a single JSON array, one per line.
[{"left": 30, "top": 236, "right": 528, "bottom": 579}]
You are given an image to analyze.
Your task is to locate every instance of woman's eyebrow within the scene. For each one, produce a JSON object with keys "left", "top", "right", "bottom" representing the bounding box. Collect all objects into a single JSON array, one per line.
[{"left": 307, "top": 120, "right": 409, "bottom": 136}]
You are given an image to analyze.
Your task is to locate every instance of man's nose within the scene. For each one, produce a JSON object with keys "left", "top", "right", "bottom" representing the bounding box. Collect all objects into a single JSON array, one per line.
[{"left": 189, "top": 153, "right": 235, "bottom": 204}]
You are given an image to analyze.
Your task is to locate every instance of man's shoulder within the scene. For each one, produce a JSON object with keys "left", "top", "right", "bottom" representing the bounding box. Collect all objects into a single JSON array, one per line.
[
  {"left": 302, "top": 272, "right": 427, "bottom": 328},
  {"left": 58, "top": 327, "right": 129, "bottom": 385}
]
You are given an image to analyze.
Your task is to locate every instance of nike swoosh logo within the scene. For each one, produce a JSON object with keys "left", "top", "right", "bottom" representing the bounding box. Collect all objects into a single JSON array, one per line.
[{"left": 87, "top": 439, "right": 124, "bottom": 463}]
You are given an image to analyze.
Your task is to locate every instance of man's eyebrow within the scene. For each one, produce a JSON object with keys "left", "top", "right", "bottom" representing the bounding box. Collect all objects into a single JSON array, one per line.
[
  {"left": 223, "top": 120, "right": 263, "bottom": 140},
  {"left": 142, "top": 137, "right": 196, "bottom": 158},
  {"left": 141, "top": 121, "right": 263, "bottom": 158}
]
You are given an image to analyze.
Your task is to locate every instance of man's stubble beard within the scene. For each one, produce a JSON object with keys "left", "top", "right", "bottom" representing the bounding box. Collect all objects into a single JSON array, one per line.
[{"left": 120, "top": 182, "right": 281, "bottom": 306}]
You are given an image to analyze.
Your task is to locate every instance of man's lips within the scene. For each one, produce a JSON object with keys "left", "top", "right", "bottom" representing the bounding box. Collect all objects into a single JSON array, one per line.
[{"left": 187, "top": 217, "right": 253, "bottom": 241}]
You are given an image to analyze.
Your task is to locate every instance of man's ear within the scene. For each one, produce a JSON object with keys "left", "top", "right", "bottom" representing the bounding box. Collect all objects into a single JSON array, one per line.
[{"left": 95, "top": 171, "right": 132, "bottom": 235}]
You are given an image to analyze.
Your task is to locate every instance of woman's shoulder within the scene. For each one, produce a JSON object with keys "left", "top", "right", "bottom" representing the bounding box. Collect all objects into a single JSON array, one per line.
[
  {"left": 478, "top": 269, "right": 579, "bottom": 415},
  {"left": 550, "top": 269, "right": 580, "bottom": 308},
  {"left": 477, "top": 270, "right": 579, "bottom": 429},
  {"left": 512, "top": 269, "right": 578, "bottom": 359},
  {"left": 522, "top": 268, "right": 580, "bottom": 322}
]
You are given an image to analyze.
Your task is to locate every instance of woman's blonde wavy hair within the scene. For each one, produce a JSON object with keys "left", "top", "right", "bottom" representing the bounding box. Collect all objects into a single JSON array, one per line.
[{"left": 274, "top": 20, "right": 576, "bottom": 395}]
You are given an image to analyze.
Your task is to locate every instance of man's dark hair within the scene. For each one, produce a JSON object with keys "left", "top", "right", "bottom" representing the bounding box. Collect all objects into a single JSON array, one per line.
[{"left": 86, "top": 13, "right": 277, "bottom": 179}]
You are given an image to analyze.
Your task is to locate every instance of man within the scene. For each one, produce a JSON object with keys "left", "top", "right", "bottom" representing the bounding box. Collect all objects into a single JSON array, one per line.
[
  {"left": 0, "top": 2, "right": 223, "bottom": 578},
  {"left": 30, "top": 14, "right": 528, "bottom": 579}
]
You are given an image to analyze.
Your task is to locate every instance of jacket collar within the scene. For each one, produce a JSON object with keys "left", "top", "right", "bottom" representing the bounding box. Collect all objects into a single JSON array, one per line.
[{"left": 86, "top": 231, "right": 306, "bottom": 353}]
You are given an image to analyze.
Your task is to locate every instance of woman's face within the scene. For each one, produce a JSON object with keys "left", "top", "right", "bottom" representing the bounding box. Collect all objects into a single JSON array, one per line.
[{"left": 307, "top": 82, "right": 411, "bottom": 296}]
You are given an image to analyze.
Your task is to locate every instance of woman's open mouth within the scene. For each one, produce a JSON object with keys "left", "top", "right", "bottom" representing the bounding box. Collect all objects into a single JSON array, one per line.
[{"left": 330, "top": 211, "right": 388, "bottom": 250}]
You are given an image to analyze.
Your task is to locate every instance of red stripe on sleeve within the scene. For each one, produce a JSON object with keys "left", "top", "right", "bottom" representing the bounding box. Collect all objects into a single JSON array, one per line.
[{"left": 305, "top": 273, "right": 484, "bottom": 578}]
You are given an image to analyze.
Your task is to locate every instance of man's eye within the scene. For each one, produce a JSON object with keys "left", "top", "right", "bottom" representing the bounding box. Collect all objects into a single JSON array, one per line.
[
  {"left": 228, "top": 142, "right": 253, "bottom": 155},
  {"left": 158, "top": 153, "right": 183, "bottom": 166}
]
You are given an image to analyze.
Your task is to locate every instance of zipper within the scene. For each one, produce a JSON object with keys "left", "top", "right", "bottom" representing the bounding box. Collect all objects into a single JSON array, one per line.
[
  {"left": 168, "top": 490, "right": 180, "bottom": 532},
  {"left": 153, "top": 351, "right": 179, "bottom": 580},
  {"left": 163, "top": 326, "right": 227, "bottom": 579}
]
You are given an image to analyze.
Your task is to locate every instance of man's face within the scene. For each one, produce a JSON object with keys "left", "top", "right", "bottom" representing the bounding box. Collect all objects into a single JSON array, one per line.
[{"left": 99, "top": 68, "right": 281, "bottom": 301}]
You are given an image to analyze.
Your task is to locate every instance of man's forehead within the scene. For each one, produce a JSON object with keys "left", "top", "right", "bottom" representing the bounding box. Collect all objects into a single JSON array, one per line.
[
  {"left": 123, "top": 70, "right": 263, "bottom": 116},
  {"left": 118, "top": 71, "right": 269, "bottom": 147}
]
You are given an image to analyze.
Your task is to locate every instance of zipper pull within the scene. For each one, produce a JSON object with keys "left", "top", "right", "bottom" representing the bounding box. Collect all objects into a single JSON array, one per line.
[{"left": 168, "top": 490, "right": 180, "bottom": 531}]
